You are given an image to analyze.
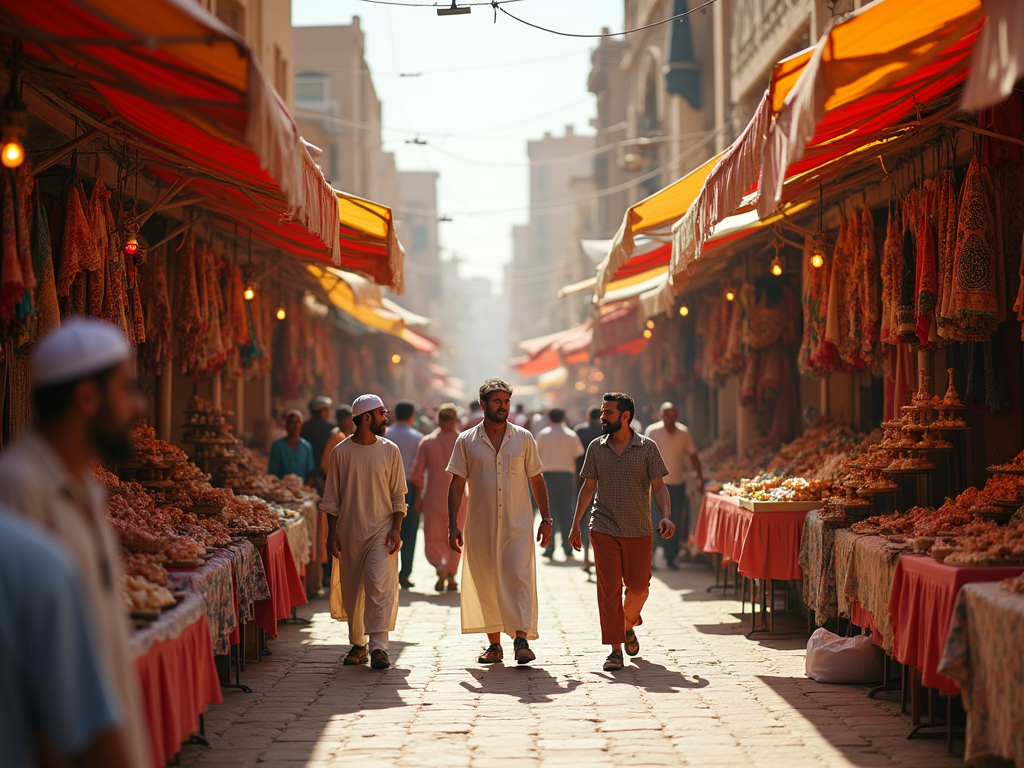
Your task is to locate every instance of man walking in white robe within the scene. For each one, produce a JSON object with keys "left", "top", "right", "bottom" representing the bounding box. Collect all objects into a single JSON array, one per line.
[
  {"left": 322, "top": 395, "right": 408, "bottom": 670},
  {"left": 446, "top": 379, "right": 552, "bottom": 665}
]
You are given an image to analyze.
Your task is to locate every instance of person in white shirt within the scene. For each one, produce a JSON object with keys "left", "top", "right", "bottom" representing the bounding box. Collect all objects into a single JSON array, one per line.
[
  {"left": 535, "top": 408, "right": 584, "bottom": 560},
  {"left": 644, "top": 402, "right": 704, "bottom": 569},
  {"left": 389, "top": 401, "right": 424, "bottom": 589}
]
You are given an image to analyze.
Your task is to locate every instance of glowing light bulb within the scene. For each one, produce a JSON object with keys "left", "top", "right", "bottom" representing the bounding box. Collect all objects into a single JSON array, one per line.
[
  {"left": 123, "top": 236, "right": 138, "bottom": 256},
  {"left": 679, "top": 305, "right": 689, "bottom": 317},
  {"left": 276, "top": 307, "right": 286, "bottom": 320},
  {"left": 1, "top": 138, "right": 23, "bottom": 168},
  {"left": 574, "top": 381, "right": 586, "bottom": 391},
  {"left": 725, "top": 290, "right": 735, "bottom": 302},
  {"left": 244, "top": 286, "right": 255, "bottom": 301},
  {"left": 643, "top": 329, "right": 652, "bottom": 339},
  {"left": 646, "top": 320, "right": 655, "bottom": 330},
  {"left": 391, "top": 354, "right": 402, "bottom": 364},
  {"left": 771, "top": 256, "right": 783, "bottom": 276},
  {"left": 811, "top": 253, "right": 824, "bottom": 268}
]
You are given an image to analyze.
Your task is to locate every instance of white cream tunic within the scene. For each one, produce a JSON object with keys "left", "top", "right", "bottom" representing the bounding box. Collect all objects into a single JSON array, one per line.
[
  {"left": 321, "top": 437, "right": 408, "bottom": 644},
  {"left": 446, "top": 422, "right": 544, "bottom": 639},
  {"left": 0, "top": 431, "right": 150, "bottom": 768}
]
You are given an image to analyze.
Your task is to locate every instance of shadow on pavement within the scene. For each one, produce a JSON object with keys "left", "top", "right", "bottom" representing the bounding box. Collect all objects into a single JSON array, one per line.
[
  {"left": 592, "top": 658, "right": 710, "bottom": 693},
  {"left": 398, "top": 588, "right": 461, "bottom": 608},
  {"left": 460, "top": 664, "right": 582, "bottom": 703}
]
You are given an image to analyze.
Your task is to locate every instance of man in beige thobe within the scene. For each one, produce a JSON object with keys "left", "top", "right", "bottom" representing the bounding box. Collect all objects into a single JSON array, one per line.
[
  {"left": 0, "top": 318, "right": 148, "bottom": 767},
  {"left": 447, "top": 379, "right": 552, "bottom": 665},
  {"left": 322, "top": 394, "right": 408, "bottom": 670}
]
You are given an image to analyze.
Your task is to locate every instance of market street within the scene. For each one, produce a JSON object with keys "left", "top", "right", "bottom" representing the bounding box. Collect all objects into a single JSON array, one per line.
[{"left": 180, "top": 546, "right": 964, "bottom": 768}]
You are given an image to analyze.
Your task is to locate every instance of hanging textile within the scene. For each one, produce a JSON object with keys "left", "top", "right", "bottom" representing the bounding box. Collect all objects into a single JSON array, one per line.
[
  {"left": 914, "top": 178, "right": 938, "bottom": 345},
  {"left": 798, "top": 234, "right": 831, "bottom": 376},
  {"left": 31, "top": 194, "right": 60, "bottom": 339},
  {"left": 143, "top": 253, "right": 173, "bottom": 375},
  {"left": 880, "top": 204, "right": 901, "bottom": 344},
  {"left": 173, "top": 237, "right": 203, "bottom": 376},
  {"left": 859, "top": 204, "right": 882, "bottom": 365},
  {"left": 935, "top": 169, "right": 959, "bottom": 335},
  {"left": 963, "top": 339, "right": 1012, "bottom": 414},
  {"left": 995, "top": 162, "right": 1024, "bottom": 321},
  {"left": 897, "top": 187, "right": 920, "bottom": 342},
  {"left": 945, "top": 156, "right": 1005, "bottom": 341},
  {"left": 57, "top": 184, "right": 92, "bottom": 316},
  {"left": 1, "top": 173, "right": 27, "bottom": 324}
]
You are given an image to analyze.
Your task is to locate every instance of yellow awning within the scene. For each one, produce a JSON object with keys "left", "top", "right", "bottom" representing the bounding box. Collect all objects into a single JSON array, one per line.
[
  {"left": 595, "top": 151, "right": 725, "bottom": 299},
  {"left": 308, "top": 265, "right": 404, "bottom": 336}
]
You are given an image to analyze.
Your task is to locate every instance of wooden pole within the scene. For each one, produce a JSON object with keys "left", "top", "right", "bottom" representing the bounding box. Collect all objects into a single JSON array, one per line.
[
  {"left": 235, "top": 373, "right": 245, "bottom": 436},
  {"left": 158, "top": 359, "right": 172, "bottom": 442}
]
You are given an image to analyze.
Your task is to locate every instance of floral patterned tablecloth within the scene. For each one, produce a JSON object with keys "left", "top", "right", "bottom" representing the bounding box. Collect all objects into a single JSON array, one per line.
[
  {"left": 939, "top": 582, "right": 1024, "bottom": 766},
  {"left": 224, "top": 539, "right": 271, "bottom": 626},
  {"left": 835, "top": 530, "right": 903, "bottom": 652},
  {"left": 168, "top": 554, "right": 237, "bottom": 656},
  {"left": 283, "top": 514, "right": 311, "bottom": 577},
  {"left": 130, "top": 592, "right": 206, "bottom": 657},
  {"left": 799, "top": 511, "right": 843, "bottom": 626}
]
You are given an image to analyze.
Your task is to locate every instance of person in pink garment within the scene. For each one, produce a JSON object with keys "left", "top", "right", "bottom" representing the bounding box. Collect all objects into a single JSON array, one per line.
[{"left": 411, "top": 403, "right": 468, "bottom": 592}]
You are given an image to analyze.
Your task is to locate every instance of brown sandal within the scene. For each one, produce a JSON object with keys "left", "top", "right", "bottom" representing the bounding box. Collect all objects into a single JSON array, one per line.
[{"left": 478, "top": 643, "right": 503, "bottom": 664}]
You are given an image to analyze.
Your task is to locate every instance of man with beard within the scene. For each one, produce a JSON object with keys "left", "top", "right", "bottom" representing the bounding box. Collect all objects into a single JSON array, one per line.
[
  {"left": 0, "top": 318, "right": 150, "bottom": 766},
  {"left": 569, "top": 393, "right": 673, "bottom": 672},
  {"left": 446, "top": 379, "right": 552, "bottom": 665},
  {"left": 322, "top": 395, "right": 408, "bottom": 670}
]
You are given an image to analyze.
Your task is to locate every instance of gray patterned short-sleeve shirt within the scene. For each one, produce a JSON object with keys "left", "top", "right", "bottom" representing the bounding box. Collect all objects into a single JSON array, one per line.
[{"left": 580, "top": 429, "right": 668, "bottom": 538}]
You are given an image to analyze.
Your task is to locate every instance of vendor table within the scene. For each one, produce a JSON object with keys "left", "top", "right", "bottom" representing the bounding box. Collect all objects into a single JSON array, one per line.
[
  {"left": 835, "top": 531, "right": 901, "bottom": 651},
  {"left": 799, "top": 510, "right": 844, "bottom": 627},
  {"left": 132, "top": 593, "right": 222, "bottom": 768},
  {"left": 254, "top": 527, "right": 307, "bottom": 638},
  {"left": 168, "top": 554, "right": 236, "bottom": 656},
  {"left": 939, "top": 582, "right": 1024, "bottom": 766},
  {"left": 888, "top": 554, "right": 1024, "bottom": 695},
  {"left": 283, "top": 513, "right": 312, "bottom": 578},
  {"left": 696, "top": 493, "right": 811, "bottom": 581}
]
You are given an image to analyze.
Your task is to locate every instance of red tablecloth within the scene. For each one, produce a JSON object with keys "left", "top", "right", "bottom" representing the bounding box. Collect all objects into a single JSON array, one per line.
[
  {"left": 695, "top": 493, "right": 812, "bottom": 581},
  {"left": 888, "top": 555, "right": 1024, "bottom": 694},
  {"left": 254, "top": 527, "right": 307, "bottom": 637},
  {"left": 135, "top": 613, "right": 222, "bottom": 768}
]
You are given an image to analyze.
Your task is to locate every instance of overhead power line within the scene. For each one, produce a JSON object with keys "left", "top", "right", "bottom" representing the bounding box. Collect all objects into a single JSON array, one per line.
[
  {"left": 353, "top": 0, "right": 522, "bottom": 6},
  {"left": 491, "top": 0, "right": 722, "bottom": 38}
]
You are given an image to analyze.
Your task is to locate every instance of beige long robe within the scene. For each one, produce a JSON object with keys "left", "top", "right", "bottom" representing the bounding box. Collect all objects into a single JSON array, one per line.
[
  {"left": 321, "top": 436, "right": 407, "bottom": 644},
  {"left": 446, "top": 422, "right": 544, "bottom": 639}
]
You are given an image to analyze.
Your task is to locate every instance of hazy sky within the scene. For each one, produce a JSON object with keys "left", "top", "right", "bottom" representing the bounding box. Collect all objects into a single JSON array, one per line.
[{"left": 292, "top": 0, "right": 624, "bottom": 287}]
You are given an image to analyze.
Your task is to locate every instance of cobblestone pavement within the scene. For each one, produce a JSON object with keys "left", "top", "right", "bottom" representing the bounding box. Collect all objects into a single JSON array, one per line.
[{"left": 180, "top": 541, "right": 968, "bottom": 768}]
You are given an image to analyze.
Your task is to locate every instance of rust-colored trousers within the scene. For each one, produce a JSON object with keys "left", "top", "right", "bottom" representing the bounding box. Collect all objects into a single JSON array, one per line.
[{"left": 591, "top": 531, "right": 652, "bottom": 645}]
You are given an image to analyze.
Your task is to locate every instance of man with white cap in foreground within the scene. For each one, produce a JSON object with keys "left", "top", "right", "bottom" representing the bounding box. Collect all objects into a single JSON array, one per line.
[
  {"left": 0, "top": 317, "right": 150, "bottom": 767},
  {"left": 446, "top": 379, "right": 552, "bottom": 665},
  {"left": 322, "top": 394, "right": 408, "bottom": 670}
]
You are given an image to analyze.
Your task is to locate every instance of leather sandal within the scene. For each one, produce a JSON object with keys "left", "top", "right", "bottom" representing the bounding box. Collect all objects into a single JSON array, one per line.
[
  {"left": 343, "top": 645, "right": 368, "bottom": 665},
  {"left": 370, "top": 649, "right": 391, "bottom": 670},
  {"left": 624, "top": 630, "right": 640, "bottom": 657},
  {"left": 478, "top": 643, "right": 503, "bottom": 664},
  {"left": 603, "top": 651, "right": 624, "bottom": 671},
  {"left": 513, "top": 637, "right": 536, "bottom": 665}
]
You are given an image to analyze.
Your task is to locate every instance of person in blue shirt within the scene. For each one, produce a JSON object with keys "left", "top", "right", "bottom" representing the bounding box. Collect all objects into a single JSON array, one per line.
[
  {"left": 0, "top": 505, "right": 134, "bottom": 768},
  {"left": 268, "top": 409, "right": 316, "bottom": 481}
]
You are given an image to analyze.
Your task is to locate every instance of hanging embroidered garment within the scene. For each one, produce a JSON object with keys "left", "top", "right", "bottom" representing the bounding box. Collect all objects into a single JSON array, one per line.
[
  {"left": 837, "top": 211, "right": 864, "bottom": 368},
  {"left": 31, "top": 197, "right": 59, "bottom": 340},
  {"left": 935, "top": 170, "right": 959, "bottom": 338},
  {"left": 914, "top": 179, "right": 938, "bottom": 345},
  {"left": 1, "top": 173, "right": 27, "bottom": 324},
  {"left": 946, "top": 156, "right": 1005, "bottom": 341},
  {"left": 143, "top": 253, "right": 172, "bottom": 374},
  {"left": 798, "top": 234, "right": 830, "bottom": 376},
  {"left": 880, "top": 204, "right": 901, "bottom": 344},
  {"left": 859, "top": 205, "right": 882, "bottom": 365},
  {"left": 897, "top": 188, "right": 920, "bottom": 343},
  {"left": 57, "top": 184, "right": 93, "bottom": 316},
  {"left": 1013, "top": 229, "right": 1024, "bottom": 340}
]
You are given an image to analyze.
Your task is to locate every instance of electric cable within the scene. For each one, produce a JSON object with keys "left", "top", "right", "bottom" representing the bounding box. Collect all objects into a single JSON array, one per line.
[{"left": 491, "top": 0, "right": 722, "bottom": 38}]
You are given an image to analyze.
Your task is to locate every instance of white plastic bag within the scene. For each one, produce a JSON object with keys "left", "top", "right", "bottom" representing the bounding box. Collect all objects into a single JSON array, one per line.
[{"left": 805, "top": 627, "right": 883, "bottom": 684}]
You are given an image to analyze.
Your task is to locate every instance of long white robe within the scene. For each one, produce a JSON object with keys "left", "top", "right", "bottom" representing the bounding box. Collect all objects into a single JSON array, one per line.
[
  {"left": 446, "top": 422, "right": 544, "bottom": 639},
  {"left": 321, "top": 437, "right": 407, "bottom": 644}
]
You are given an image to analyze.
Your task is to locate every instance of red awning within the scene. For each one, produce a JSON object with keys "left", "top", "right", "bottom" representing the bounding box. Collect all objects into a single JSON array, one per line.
[{"left": 2, "top": 0, "right": 402, "bottom": 290}]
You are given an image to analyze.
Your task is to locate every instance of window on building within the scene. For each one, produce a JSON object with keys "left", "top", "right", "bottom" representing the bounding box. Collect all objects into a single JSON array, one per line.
[
  {"left": 216, "top": 0, "right": 245, "bottom": 37},
  {"left": 411, "top": 224, "right": 429, "bottom": 250},
  {"left": 295, "top": 73, "right": 328, "bottom": 104}
]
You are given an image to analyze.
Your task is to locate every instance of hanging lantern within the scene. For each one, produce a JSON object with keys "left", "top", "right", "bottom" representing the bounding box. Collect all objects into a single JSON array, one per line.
[
  {"left": 643, "top": 329, "right": 652, "bottom": 339},
  {"left": 725, "top": 289, "right": 735, "bottom": 302},
  {"left": 678, "top": 305, "right": 690, "bottom": 317},
  {"left": 771, "top": 255, "right": 783, "bottom": 276},
  {"left": 0, "top": 96, "right": 26, "bottom": 170},
  {"left": 391, "top": 354, "right": 402, "bottom": 364},
  {"left": 244, "top": 286, "right": 255, "bottom": 301},
  {"left": 646, "top": 319, "right": 655, "bottom": 330},
  {"left": 276, "top": 306, "right": 286, "bottom": 320}
]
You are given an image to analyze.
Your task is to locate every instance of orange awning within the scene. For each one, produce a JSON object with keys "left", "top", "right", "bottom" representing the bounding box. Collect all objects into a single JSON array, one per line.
[{"left": 2, "top": 0, "right": 403, "bottom": 290}]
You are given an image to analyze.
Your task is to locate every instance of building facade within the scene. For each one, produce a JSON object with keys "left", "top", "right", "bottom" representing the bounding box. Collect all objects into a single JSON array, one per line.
[{"left": 396, "top": 171, "right": 442, "bottom": 320}]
